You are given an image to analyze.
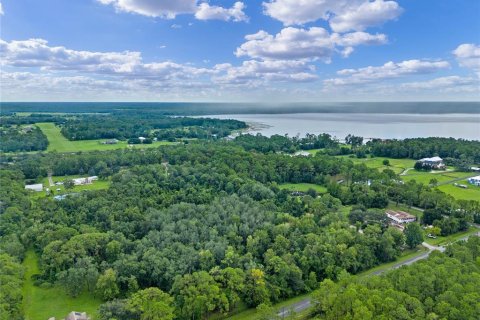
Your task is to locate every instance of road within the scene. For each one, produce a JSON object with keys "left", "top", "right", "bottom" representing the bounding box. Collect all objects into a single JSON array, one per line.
[{"left": 275, "top": 227, "right": 479, "bottom": 318}]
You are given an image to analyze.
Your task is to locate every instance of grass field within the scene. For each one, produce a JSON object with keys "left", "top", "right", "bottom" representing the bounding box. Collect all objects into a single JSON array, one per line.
[
  {"left": 36, "top": 122, "right": 174, "bottom": 153},
  {"left": 437, "top": 180, "right": 480, "bottom": 201},
  {"left": 22, "top": 250, "right": 102, "bottom": 320},
  {"left": 278, "top": 183, "right": 328, "bottom": 194},
  {"left": 338, "top": 156, "right": 416, "bottom": 174}
]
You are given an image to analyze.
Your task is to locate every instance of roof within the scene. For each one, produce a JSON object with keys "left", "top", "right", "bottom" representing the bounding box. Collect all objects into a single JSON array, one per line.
[
  {"left": 25, "top": 184, "right": 43, "bottom": 191},
  {"left": 419, "top": 156, "right": 443, "bottom": 162},
  {"left": 386, "top": 210, "right": 416, "bottom": 220},
  {"left": 468, "top": 175, "right": 480, "bottom": 181}
]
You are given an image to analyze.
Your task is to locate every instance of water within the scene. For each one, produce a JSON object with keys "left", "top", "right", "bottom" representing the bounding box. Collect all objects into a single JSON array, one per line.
[{"left": 205, "top": 113, "right": 480, "bottom": 140}]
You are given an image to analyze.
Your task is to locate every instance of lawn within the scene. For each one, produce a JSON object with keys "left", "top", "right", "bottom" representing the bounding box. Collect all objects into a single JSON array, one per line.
[
  {"left": 36, "top": 122, "right": 174, "bottom": 153},
  {"left": 22, "top": 250, "right": 102, "bottom": 320},
  {"left": 338, "top": 156, "right": 416, "bottom": 174},
  {"left": 401, "top": 170, "right": 474, "bottom": 185},
  {"left": 278, "top": 183, "right": 328, "bottom": 194},
  {"left": 437, "top": 180, "right": 480, "bottom": 201}
]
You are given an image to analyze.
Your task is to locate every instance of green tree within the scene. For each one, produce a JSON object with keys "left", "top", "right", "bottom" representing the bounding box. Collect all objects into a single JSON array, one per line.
[
  {"left": 126, "top": 288, "right": 174, "bottom": 320},
  {"left": 64, "top": 179, "right": 75, "bottom": 190},
  {"left": 96, "top": 268, "right": 119, "bottom": 300},
  {"left": 404, "top": 223, "right": 424, "bottom": 249}
]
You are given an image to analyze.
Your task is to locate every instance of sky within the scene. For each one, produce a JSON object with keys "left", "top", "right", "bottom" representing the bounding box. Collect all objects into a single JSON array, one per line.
[{"left": 1, "top": 0, "right": 479, "bottom": 102}]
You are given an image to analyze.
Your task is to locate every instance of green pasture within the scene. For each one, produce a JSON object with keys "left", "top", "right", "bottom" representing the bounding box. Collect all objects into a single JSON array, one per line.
[
  {"left": 437, "top": 180, "right": 480, "bottom": 201},
  {"left": 424, "top": 227, "right": 479, "bottom": 246},
  {"left": 22, "top": 250, "right": 102, "bottom": 320},
  {"left": 337, "top": 156, "right": 416, "bottom": 174},
  {"left": 36, "top": 122, "right": 174, "bottom": 153}
]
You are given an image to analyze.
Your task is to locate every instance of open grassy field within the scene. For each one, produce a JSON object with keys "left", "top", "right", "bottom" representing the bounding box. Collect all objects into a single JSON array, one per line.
[
  {"left": 278, "top": 183, "right": 328, "bottom": 194},
  {"left": 338, "top": 155, "right": 416, "bottom": 174},
  {"left": 437, "top": 180, "right": 480, "bottom": 201},
  {"left": 401, "top": 170, "right": 474, "bottom": 185},
  {"left": 36, "top": 122, "right": 174, "bottom": 153},
  {"left": 22, "top": 250, "right": 102, "bottom": 320}
]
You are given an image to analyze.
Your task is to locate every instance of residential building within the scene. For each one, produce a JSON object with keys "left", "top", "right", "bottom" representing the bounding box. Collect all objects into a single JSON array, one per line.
[
  {"left": 416, "top": 156, "right": 445, "bottom": 169},
  {"left": 102, "top": 139, "right": 118, "bottom": 144},
  {"left": 467, "top": 176, "right": 480, "bottom": 186},
  {"left": 25, "top": 183, "right": 43, "bottom": 192},
  {"left": 72, "top": 176, "right": 98, "bottom": 186},
  {"left": 385, "top": 210, "right": 416, "bottom": 224}
]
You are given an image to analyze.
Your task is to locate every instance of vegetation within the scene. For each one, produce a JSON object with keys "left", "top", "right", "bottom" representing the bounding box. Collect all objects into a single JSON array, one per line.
[
  {"left": 310, "top": 237, "right": 480, "bottom": 320},
  {"left": 0, "top": 125, "right": 49, "bottom": 152},
  {"left": 0, "top": 115, "right": 479, "bottom": 320},
  {"left": 36, "top": 122, "right": 173, "bottom": 153}
]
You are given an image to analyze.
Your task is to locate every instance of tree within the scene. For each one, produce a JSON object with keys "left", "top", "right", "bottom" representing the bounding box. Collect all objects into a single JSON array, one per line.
[
  {"left": 64, "top": 179, "right": 75, "bottom": 190},
  {"left": 126, "top": 288, "right": 175, "bottom": 320},
  {"left": 244, "top": 268, "right": 270, "bottom": 307},
  {"left": 404, "top": 223, "right": 424, "bottom": 249},
  {"left": 382, "top": 159, "right": 390, "bottom": 166},
  {"left": 96, "top": 268, "right": 119, "bottom": 301}
]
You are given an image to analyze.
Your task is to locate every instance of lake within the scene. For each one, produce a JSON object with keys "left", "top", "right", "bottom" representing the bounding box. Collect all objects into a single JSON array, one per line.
[{"left": 205, "top": 113, "right": 480, "bottom": 140}]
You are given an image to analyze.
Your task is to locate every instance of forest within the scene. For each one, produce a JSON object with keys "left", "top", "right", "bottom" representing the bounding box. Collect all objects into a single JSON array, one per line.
[
  {"left": 59, "top": 115, "right": 246, "bottom": 141},
  {"left": 0, "top": 125, "right": 49, "bottom": 152},
  {"left": 311, "top": 237, "right": 480, "bottom": 320},
  {"left": 1, "top": 134, "right": 479, "bottom": 319}
]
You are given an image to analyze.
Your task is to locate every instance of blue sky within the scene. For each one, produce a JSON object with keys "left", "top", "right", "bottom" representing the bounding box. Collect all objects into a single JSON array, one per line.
[{"left": 1, "top": 0, "right": 479, "bottom": 101}]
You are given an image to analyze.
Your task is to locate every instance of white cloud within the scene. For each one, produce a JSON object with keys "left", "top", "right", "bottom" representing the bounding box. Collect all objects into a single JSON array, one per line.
[
  {"left": 97, "top": 0, "right": 196, "bottom": 18},
  {"left": 213, "top": 59, "right": 318, "bottom": 85},
  {"left": 330, "top": 0, "right": 402, "bottom": 32},
  {"left": 97, "top": 0, "right": 248, "bottom": 22},
  {"left": 400, "top": 76, "right": 479, "bottom": 92},
  {"left": 0, "top": 2, "right": 4, "bottom": 15},
  {"left": 325, "top": 59, "right": 450, "bottom": 86},
  {"left": 195, "top": 2, "right": 248, "bottom": 22},
  {"left": 235, "top": 27, "right": 387, "bottom": 61},
  {"left": 453, "top": 43, "right": 480, "bottom": 72},
  {"left": 263, "top": 0, "right": 402, "bottom": 31}
]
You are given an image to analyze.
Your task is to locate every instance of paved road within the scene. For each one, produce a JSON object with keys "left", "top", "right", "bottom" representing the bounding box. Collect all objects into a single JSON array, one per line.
[{"left": 275, "top": 227, "right": 479, "bottom": 318}]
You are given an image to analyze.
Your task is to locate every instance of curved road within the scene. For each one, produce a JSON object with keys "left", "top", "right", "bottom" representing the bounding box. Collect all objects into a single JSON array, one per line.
[{"left": 275, "top": 227, "right": 479, "bottom": 318}]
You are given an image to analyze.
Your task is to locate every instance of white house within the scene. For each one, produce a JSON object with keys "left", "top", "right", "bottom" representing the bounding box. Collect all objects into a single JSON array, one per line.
[
  {"left": 417, "top": 156, "right": 445, "bottom": 169},
  {"left": 386, "top": 210, "right": 416, "bottom": 224},
  {"left": 467, "top": 176, "right": 480, "bottom": 186},
  {"left": 25, "top": 183, "right": 43, "bottom": 192},
  {"left": 138, "top": 137, "right": 146, "bottom": 142},
  {"left": 72, "top": 176, "right": 98, "bottom": 186}
]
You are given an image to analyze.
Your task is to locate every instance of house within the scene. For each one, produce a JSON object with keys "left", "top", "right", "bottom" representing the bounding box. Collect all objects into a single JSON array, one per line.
[
  {"left": 138, "top": 137, "right": 146, "bottom": 142},
  {"left": 65, "top": 311, "right": 90, "bottom": 320},
  {"left": 416, "top": 156, "right": 445, "bottom": 169},
  {"left": 471, "top": 167, "right": 480, "bottom": 172},
  {"left": 467, "top": 176, "right": 480, "bottom": 186},
  {"left": 293, "top": 151, "right": 311, "bottom": 157},
  {"left": 25, "top": 183, "right": 43, "bottom": 192},
  {"left": 385, "top": 210, "right": 416, "bottom": 224},
  {"left": 102, "top": 139, "right": 118, "bottom": 145},
  {"left": 72, "top": 176, "right": 98, "bottom": 186}
]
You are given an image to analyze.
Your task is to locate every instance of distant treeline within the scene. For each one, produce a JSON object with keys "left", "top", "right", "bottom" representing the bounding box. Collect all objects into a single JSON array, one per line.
[
  {"left": 232, "top": 134, "right": 480, "bottom": 167},
  {"left": 0, "top": 126, "right": 49, "bottom": 152},
  {"left": 2, "top": 102, "right": 479, "bottom": 115},
  {"left": 0, "top": 113, "right": 66, "bottom": 125},
  {"left": 60, "top": 115, "right": 246, "bottom": 141}
]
